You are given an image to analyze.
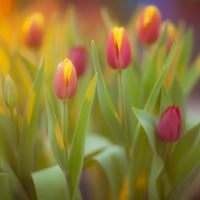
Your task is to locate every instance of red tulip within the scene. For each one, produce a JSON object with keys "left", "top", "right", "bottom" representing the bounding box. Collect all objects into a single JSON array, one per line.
[
  {"left": 158, "top": 106, "right": 182, "bottom": 142},
  {"left": 69, "top": 46, "right": 88, "bottom": 77},
  {"left": 21, "top": 12, "right": 44, "bottom": 49},
  {"left": 54, "top": 58, "right": 77, "bottom": 100},
  {"left": 106, "top": 27, "right": 132, "bottom": 69},
  {"left": 136, "top": 5, "right": 161, "bottom": 45}
]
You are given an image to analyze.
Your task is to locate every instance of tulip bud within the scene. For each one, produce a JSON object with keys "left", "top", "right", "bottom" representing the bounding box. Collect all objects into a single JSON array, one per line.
[
  {"left": 136, "top": 5, "right": 161, "bottom": 45},
  {"left": 69, "top": 46, "right": 88, "bottom": 77},
  {"left": 4, "top": 74, "right": 18, "bottom": 107},
  {"left": 21, "top": 12, "right": 44, "bottom": 49},
  {"left": 106, "top": 26, "right": 132, "bottom": 69},
  {"left": 54, "top": 58, "right": 77, "bottom": 100},
  {"left": 160, "top": 21, "right": 176, "bottom": 54},
  {"left": 158, "top": 106, "right": 182, "bottom": 142}
]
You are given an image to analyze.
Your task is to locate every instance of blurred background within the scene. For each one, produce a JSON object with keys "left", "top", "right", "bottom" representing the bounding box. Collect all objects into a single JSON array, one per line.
[
  {"left": 1, "top": 0, "right": 200, "bottom": 116},
  {"left": 1, "top": 0, "right": 200, "bottom": 56},
  {"left": 1, "top": 0, "right": 200, "bottom": 59}
]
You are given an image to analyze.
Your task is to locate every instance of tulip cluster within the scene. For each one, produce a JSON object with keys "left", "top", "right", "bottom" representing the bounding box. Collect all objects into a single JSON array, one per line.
[{"left": 1, "top": 3, "right": 200, "bottom": 200}]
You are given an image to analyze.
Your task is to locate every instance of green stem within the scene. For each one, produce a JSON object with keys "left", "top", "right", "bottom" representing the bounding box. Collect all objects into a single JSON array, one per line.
[
  {"left": 117, "top": 70, "right": 123, "bottom": 124},
  {"left": 61, "top": 100, "right": 69, "bottom": 155},
  {"left": 117, "top": 70, "right": 129, "bottom": 144}
]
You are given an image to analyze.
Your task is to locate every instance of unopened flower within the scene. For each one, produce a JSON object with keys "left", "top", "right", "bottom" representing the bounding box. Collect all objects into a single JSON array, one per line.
[
  {"left": 4, "top": 74, "right": 18, "bottom": 107},
  {"left": 106, "top": 27, "right": 132, "bottom": 69},
  {"left": 69, "top": 46, "right": 88, "bottom": 77},
  {"left": 136, "top": 5, "right": 161, "bottom": 45},
  {"left": 21, "top": 12, "right": 44, "bottom": 49},
  {"left": 158, "top": 105, "right": 182, "bottom": 142},
  {"left": 161, "top": 21, "right": 176, "bottom": 54},
  {"left": 54, "top": 58, "right": 77, "bottom": 100}
]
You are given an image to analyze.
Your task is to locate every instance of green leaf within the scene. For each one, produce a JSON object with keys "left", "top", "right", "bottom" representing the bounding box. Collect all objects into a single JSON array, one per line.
[
  {"left": 140, "top": 22, "right": 168, "bottom": 106},
  {"left": 3, "top": 163, "right": 30, "bottom": 200},
  {"left": 32, "top": 165, "right": 69, "bottom": 200},
  {"left": 17, "top": 51, "right": 37, "bottom": 79},
  {"left": 160, "top": 87, "right": 172, "bottom": 114},
  {"left": 167, "top": 164, "right": 200, "bottom": 200},
  {"left": 144, "top": 40, "right": 177, "bottom": 112},
  {"left": 169, "top": 78, "right": 184, "bottom": 109},
  {"left": 68, "top": 74, "right": 97, "bottom": 199},
  {"left": 133, "top": 108, "right": 163, "bottom": 200},
  {"left": 91, "top": 41, "right": 124, "bottom": 144},
  {"left": 168, "top": 122, "right": 200, "bottom": 189},
  {"left": 0, "top": 114, "right": 18, "bottom": 169},
  {"left": 19, "top": 58, "right": 44, "bottom": 176},
  {"left": 0, "top": 173, "right": 13, "bottom": 200},
  {"left": 182, "top": 62, "right": 200, "bottom": 96},
  {"left": 84, "top": 133, "right": 111, "bottom": 157},
  {"left": 176, "top": 29, "right": 193, "bottom": 75},
  {"left": 45, "top": 93, "right": 68, "bottom": 172},
  {"left": 92, "top": 144, "right": 127, "bottom": 199}
]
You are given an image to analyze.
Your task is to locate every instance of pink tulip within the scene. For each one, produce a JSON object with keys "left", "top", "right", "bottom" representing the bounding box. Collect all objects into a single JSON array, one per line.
[
  {"left": 158, "top": 105, "right": 182, "bottom": 142},
  {"left": 106, "top": 27, "right": 132, "bottom": 69},
  {"left": 69, "top": 46, "right": 88, "bottom": 77},
  {"left": 54, "top": 58, "right": 77, "bottom": 100}
]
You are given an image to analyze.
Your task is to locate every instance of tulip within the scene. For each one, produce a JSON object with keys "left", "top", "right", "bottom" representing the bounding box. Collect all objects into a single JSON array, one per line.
[
  {"left": 21, "top": 12, "right": 44, "bottom": 49},
  {"left": 136, "top": 5, "right": 161, "bottom": 45},
  {"left": 4, "top": 74, "right": 18, "bottom": 107},
  {"left": 158, "top": 105, "right": 182, "bottom": 142},
  {"left": 106, "top": 27, "right": 132, "bottom": 69},
  {"left": 69, "top": 46, "right": 88, "bottom": 77},
  {"left": 54, "top": 58, "right": 77, "bottom": 100}
]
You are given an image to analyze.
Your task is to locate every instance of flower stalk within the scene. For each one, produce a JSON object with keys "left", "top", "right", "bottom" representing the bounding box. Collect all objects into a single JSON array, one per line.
[{"left": 61, "top": 100, "right": 69, "bottom": 152}]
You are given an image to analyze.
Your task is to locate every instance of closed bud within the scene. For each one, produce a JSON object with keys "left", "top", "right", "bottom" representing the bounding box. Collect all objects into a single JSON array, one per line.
[
  {"left": 106, "top": 26, "right": 132, "bottom": 69},
  {"left": 158, "top": 105, "right": 182, "bottom": 142},
  {"left": 69, "top": 46, "right": 88, "bottom": 77},
  {"left": 4, "top": 74, "right": 18, "bottom": 107},
  {"left": 136, "top": 5, "right": 161, "bottom": 45},
  {"left": 21, "top": 12, "right": 44, "bottom": 49},
  {"left": 54, "top": 58, "right": 77, "bottom": 100}
]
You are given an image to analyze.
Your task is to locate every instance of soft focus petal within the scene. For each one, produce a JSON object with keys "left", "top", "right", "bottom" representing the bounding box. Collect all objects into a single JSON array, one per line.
[
  {"left": 69, "top": 46, "right": 88, "bottom": 77},
  {"left": 21, "top": 12, "right": 44, "bottom": 49},
  {"left": 136, "top": 5, "right": 161, "bottom": 45}
]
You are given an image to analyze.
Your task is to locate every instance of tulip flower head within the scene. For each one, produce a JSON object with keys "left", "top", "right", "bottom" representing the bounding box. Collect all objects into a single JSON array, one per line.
[
  {"left": 158, "top": 105, "right": 182, "bottom": 142},
  {"left": 69, "top": 46, "right": 88, "bottom": 77},
  {"left": 106, "top": 27, "right": 132, "bottom": 69},
  {"left": 21, "top": 12, "right": 44, "bottom": 49},
  {"left": 136, "top": 5, "right": 161, "bottom": 45},
  {"left": 54, "top": 58, "right": 77, "bottom": 100}
]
